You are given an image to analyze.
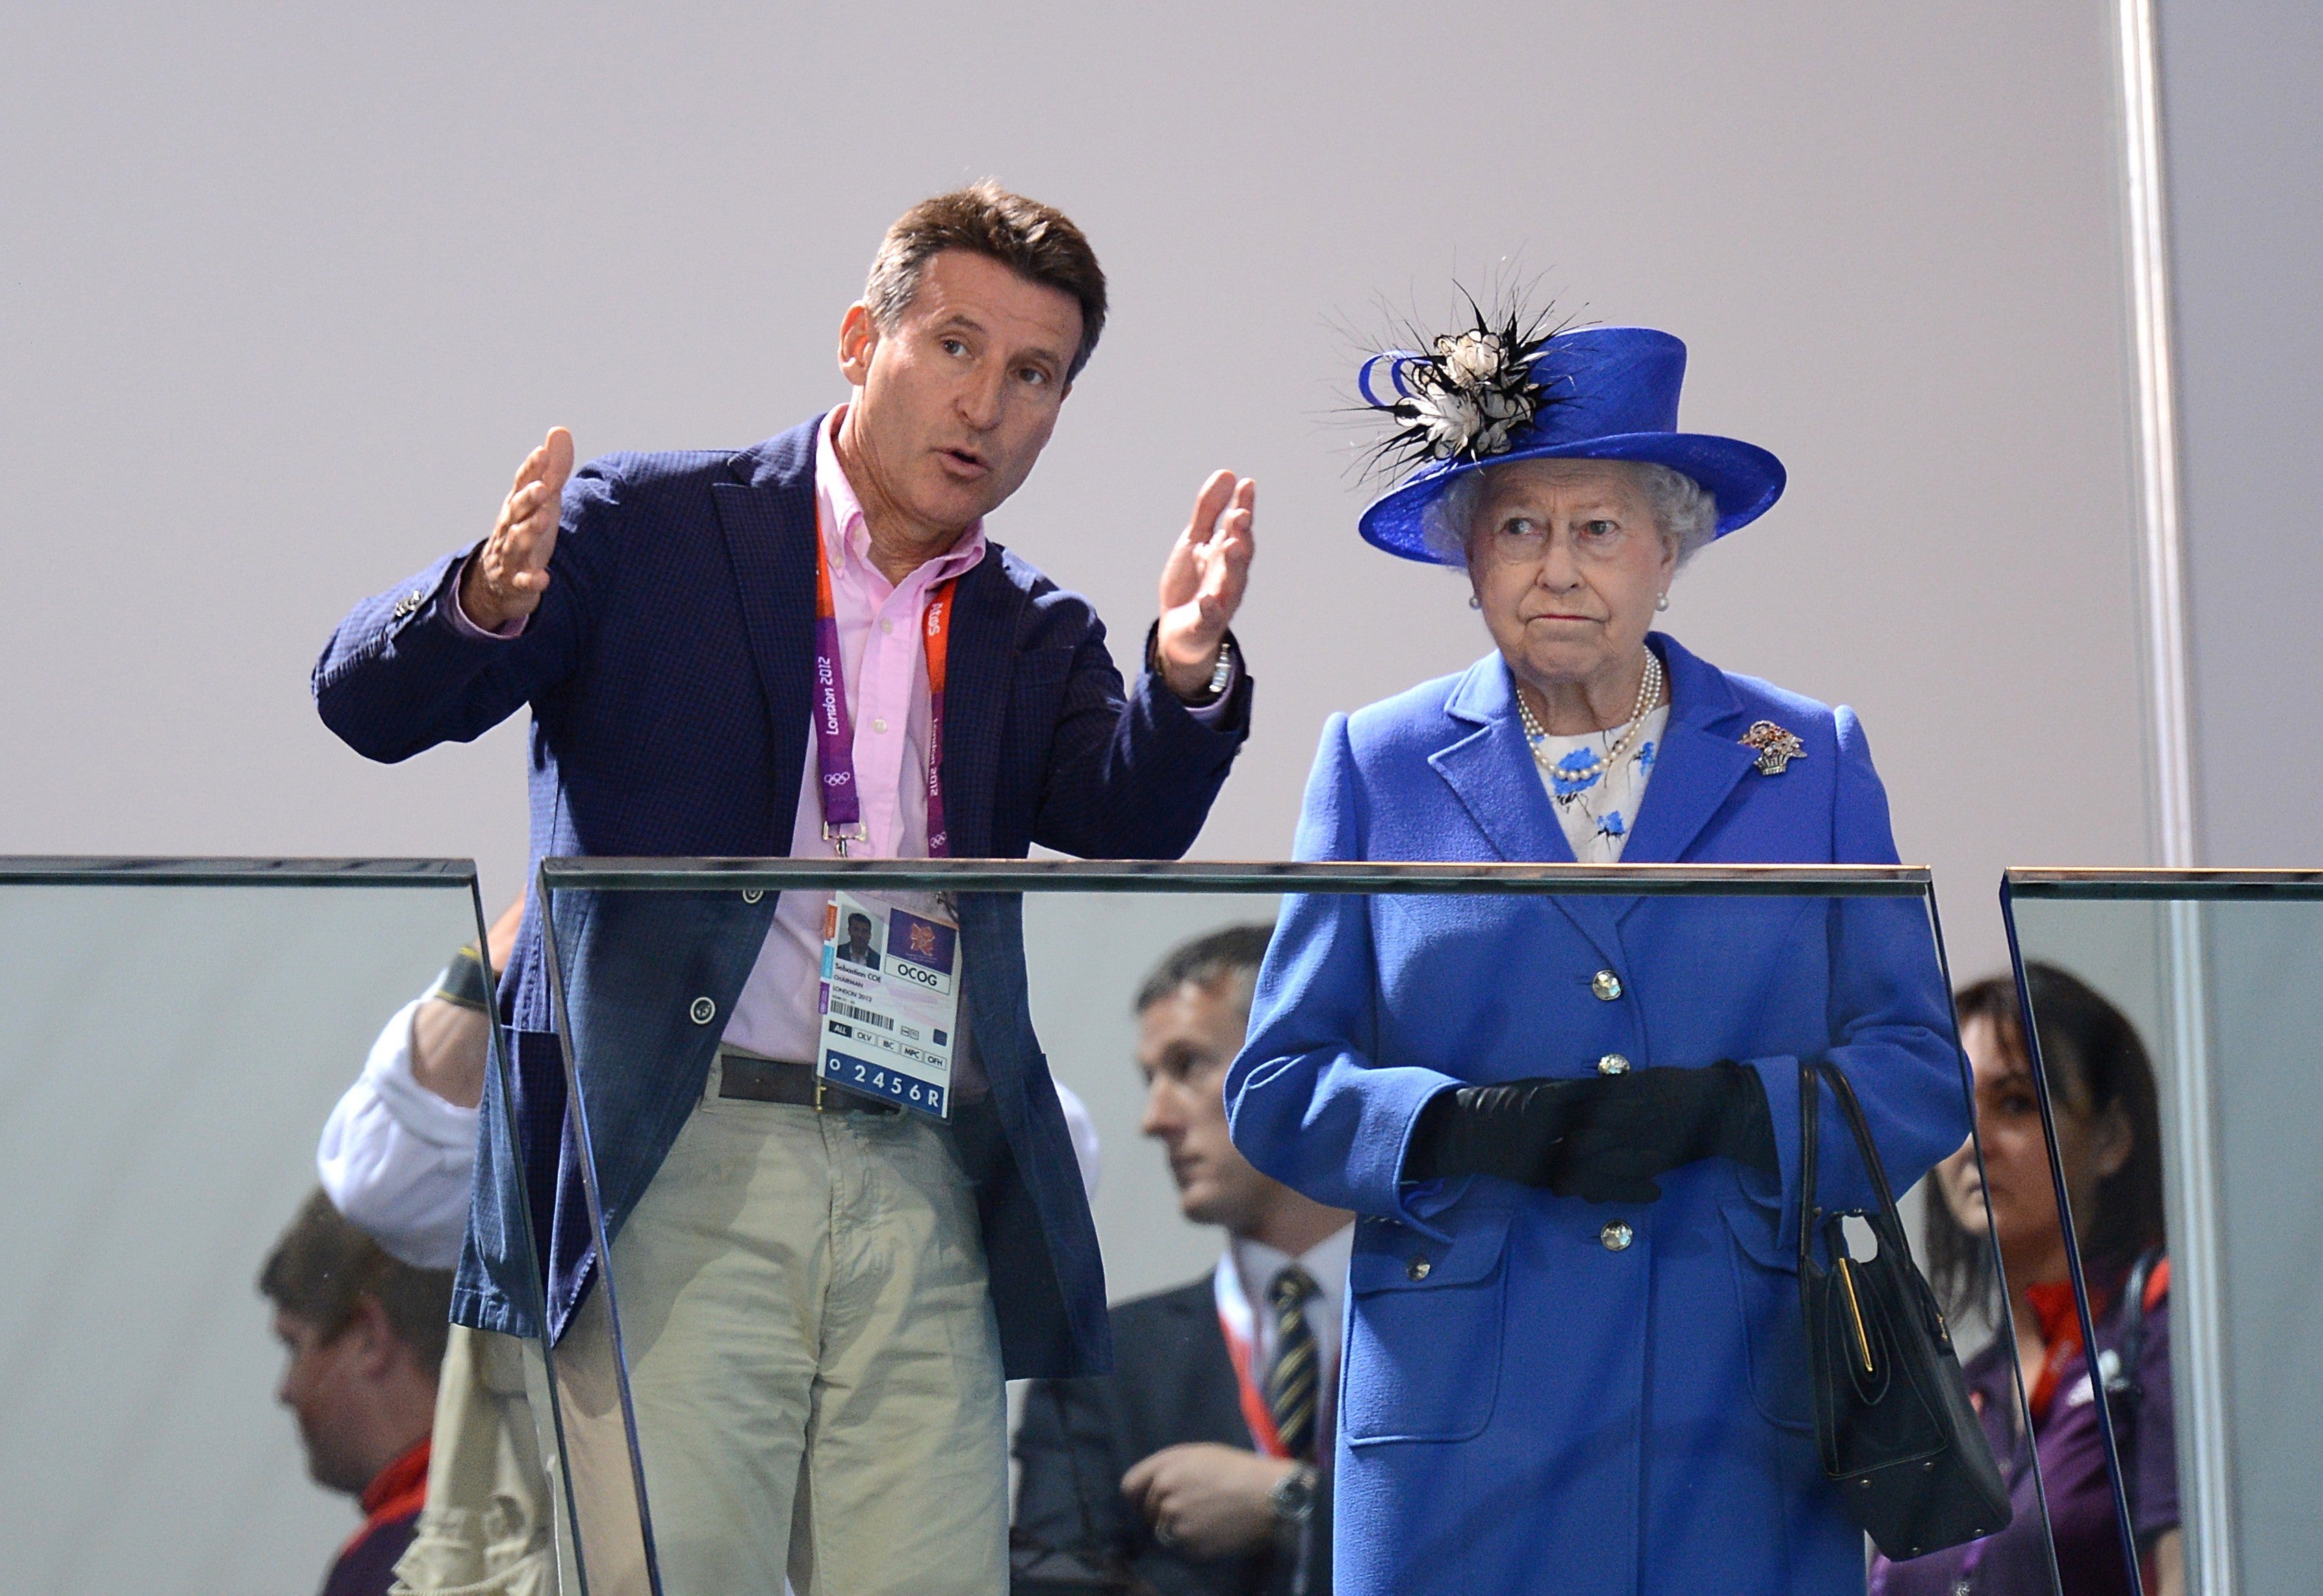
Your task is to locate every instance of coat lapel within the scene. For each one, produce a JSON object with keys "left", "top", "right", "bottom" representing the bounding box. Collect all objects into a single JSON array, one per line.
[
  {"left": 1617, "top": 633, "right": 1762, "bottom": 887},
  {"left": 709, "top": 424, "right": 821, "bottom": 835},
  {"left": 1428, "top": 656, "right": 1626, "bottom": 968},
  {"left": 935, "top": 547, "right": 1027, "bottom": 858}
]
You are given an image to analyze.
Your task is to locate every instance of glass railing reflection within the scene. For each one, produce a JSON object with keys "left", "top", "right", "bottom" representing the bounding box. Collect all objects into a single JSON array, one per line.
[{"left": 533, "top": 859, "right": 2053, "bottom": 1596}]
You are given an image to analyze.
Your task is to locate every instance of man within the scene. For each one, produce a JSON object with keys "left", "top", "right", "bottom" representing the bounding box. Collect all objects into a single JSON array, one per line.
[
  {"left": 836, "top": 910, "right": 881, "bottom": 970},
  {"left": 1016, "top": 925, "right": 1352, "bottom": 1596},
  {"left": 312, "top": 185, "right": 1255, "bottom": 1594},
  {"left": 260, "top": 1189, "right": 455, "bottom": 1596}
]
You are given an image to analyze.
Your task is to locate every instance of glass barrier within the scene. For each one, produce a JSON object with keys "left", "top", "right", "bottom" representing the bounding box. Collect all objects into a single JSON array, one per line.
[
  {"left": 2002, "top": 870, "right": 2323, "bottom": 1596},
  {"left": 534, "top": 858, "right": 2054, "bottom": 1596},
  {"left": 0, "top": 859, "right": 570, "bottom": 1596}
]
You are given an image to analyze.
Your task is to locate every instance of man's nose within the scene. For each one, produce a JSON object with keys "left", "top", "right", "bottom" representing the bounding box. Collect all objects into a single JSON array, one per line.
[
  {"left": 1139, "top": 1079, "right": 1178, "bottom": 1139},
  {"left": 957, "top": 363, "right": 1005, "bottom": 430}
]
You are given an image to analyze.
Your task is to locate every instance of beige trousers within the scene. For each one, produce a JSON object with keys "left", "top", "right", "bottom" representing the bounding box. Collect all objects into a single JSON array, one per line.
[
  {"left": 392, "top": 1325, "right": 564, "bottom": 1596},
  {"left": 553, "top": 1061, "right": 1009, "bottom": 1596}
]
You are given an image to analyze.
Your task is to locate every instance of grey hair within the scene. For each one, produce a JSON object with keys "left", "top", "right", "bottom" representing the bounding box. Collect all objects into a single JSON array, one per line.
[{"left": 1421, "top": 459, "right": 1720, "bottom": 569}]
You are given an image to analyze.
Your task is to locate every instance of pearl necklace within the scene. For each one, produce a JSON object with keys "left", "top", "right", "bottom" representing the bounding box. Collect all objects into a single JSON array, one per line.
[{"left": 1517, "top": 652, "right": 1665, "bottom": 784}]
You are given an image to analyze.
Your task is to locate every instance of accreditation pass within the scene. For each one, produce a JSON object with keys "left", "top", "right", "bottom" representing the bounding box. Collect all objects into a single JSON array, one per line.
[{"left": 817, "top": 889, "right": 960, "bottom": 1119}]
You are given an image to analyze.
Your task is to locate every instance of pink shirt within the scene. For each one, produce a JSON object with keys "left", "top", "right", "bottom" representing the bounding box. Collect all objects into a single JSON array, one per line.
[
  {"left": 721, "top": 409, "right": 988, "bottom": 1059},
  {"left": 450, "top": 408, "right": 1237, "bottom": 1066}
]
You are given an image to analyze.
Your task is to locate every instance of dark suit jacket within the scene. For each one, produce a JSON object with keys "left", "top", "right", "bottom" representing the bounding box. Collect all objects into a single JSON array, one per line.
[
  {"left": 311, "top": 416, "right": 1252, "bottom": 1375},
  {"left": 1016, "top": 1274, "right": 1332, "bottom": 1595}
]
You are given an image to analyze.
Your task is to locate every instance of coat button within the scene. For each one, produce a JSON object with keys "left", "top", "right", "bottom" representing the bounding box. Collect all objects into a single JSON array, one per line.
[
  {"left": 1597, "top": 1053, "right": 1631, "bottom": 1076},
  {"left": 1600, "top": 1221, "right": 1634, "bottom": 1252},
  {"left": 1407, "top": 1257, "right": 1432, "bottom": 1281},
  {"left": 742, "top": 889, "right": 763, "bottom": 903},
  {"left": 1591, "top": 970, "right": 1623, "bottom": 1001},
  {"left": 689, "top": 996, "right": 717, "bottom": 1025}
]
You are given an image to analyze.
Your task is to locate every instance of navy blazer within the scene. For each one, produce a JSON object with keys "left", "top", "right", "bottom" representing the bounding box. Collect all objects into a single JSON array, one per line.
[
  {"left": 1015, "top": 1274, "right": 1333, "bottom": 1596},
  {"left": 313, "top": 416, "right": 1250, "bottom": 1377},
  {"left": 1225, "top": 636, "right": 1967, "bottom": 1596}
]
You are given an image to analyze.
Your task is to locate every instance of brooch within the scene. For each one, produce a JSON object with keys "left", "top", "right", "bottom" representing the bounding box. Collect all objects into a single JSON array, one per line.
[{"left": 1740, "top": 721, "right": 1806, "bottom": 775}]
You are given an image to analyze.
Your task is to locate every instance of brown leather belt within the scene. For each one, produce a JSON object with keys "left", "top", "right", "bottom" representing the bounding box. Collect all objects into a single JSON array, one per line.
[{"left": 715, "top": 1051, "right": 901, "bottom": 1115}]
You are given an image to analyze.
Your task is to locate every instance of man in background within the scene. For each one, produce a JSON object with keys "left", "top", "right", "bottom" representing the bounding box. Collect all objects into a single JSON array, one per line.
[
  {"left": 260, "top": 1189, "right": 454, "bottom": 1596},
  {"left": 1016, "top": 925, "right": 1350, "bottom": 1595}
]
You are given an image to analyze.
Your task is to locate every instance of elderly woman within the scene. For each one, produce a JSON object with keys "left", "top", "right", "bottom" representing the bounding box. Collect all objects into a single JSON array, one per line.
[{"left": 1225, "top": 322, "right": 1973, "bottom": 1595}]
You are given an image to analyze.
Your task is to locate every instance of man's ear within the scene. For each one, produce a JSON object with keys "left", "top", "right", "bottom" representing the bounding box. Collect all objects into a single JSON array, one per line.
[
  {"left": 838, "top": 303, "right": 879, "bottom": 386},
  {"left": 339, "top": 1296, "right": 401, "bottom": 1379}
]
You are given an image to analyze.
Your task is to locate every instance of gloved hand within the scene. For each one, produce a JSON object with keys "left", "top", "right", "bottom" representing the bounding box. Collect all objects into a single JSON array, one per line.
[{"left": 1403, "top": 1061, "right": 1775, "bottom": 1203}]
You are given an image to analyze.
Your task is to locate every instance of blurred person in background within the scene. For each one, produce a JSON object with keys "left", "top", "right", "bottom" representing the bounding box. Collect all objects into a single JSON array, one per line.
[
  {"left": 1876, "top": 964, "right": 2179, "bottom": 1596},
  {"left": 1018, "top": 924, "right": 1350, "bottom": 1595},
  {"left": 260, "top": 1189, "right": 454, "bottom": 1596}
]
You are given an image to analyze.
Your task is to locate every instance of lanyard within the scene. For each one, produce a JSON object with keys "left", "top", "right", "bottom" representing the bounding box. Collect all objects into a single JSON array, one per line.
[
  {"left": 812, "top": 524, "right": 957, "bottom": 858},
  {"left": 1213, "top": 1255, "right": 1291, "bottom": 1460}
]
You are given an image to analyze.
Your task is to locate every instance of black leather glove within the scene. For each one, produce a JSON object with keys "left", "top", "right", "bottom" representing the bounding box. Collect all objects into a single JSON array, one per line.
[{"left": 1403, "top": 1061, "right": 1775, "bottom": 1204}]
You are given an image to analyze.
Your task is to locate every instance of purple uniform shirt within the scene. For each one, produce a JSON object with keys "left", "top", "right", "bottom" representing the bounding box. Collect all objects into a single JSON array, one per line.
[{"left": 1873, "top": 1266, "right": 2176, "bottom": 1596}]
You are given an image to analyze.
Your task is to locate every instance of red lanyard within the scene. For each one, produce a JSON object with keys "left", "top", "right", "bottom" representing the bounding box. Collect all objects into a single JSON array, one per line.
[
  {"left": 811, "top": 526, "right": 955, "bottom": 858},
  {"left": 1214, "top": 1258, "right": 1291, "bottom": 1459}
]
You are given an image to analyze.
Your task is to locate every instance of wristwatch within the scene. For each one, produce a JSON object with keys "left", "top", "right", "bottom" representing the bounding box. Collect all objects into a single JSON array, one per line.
[
  {"left": 1270, "top": 1462, "right": 1318, "bottom": 1527},
  {"left": 1146, "top": 625, "right": 1238, "bottom": 707}
]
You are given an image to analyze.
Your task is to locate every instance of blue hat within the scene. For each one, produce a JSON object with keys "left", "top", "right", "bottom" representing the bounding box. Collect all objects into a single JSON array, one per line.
[{"left": 1356, "top": 324, "right": 1786, "bottom": 565}]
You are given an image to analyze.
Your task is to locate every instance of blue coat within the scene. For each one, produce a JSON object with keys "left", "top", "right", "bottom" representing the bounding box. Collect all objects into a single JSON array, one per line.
[
  {"left": 1225, "top": 635, "right": 1968, "bottom": 1596},
  {"left": 312, "top": 416, "right": 1250, "bottom": 1377}
]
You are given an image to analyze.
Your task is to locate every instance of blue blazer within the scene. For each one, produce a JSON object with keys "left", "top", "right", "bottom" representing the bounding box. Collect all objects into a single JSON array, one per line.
[
  {"left": 313, "top": 416, "right": 1250, "bottom": 1378},
  {"left": 1225, "top": 636, "right": 1968, "bottom": 1596}
]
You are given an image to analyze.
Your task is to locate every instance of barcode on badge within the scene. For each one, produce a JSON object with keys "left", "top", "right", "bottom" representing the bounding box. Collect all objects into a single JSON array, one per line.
[{"left": 832, "top": 1001, "right": 894, "bottom": 1032}]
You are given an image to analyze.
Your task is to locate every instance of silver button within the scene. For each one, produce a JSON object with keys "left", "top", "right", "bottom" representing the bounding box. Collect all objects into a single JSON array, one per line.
[
  {"left": 1591, "top": 970, "right": 1623, "bottom": 1001},
  {"left": 688, "top": 996, "right": 717, "bottom": 1025},
  {"left": 1597, "top": 1053, "right": 1631, "bottom": 1076},
  {"left": 1407, "top": 1257, "right": 1432, "bottom": 1281},
  {"left": 741, "top": 889, "right": 763, "bottom": 903},
  {"left": 871, "top": 717, "right": 889, "bottom": 734},
  {"left": 1601, "top": 1221, "right": 1634, "bottom": 1252}
]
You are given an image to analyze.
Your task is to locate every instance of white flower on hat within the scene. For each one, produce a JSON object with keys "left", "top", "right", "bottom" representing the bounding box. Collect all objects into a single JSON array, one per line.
[
  {"left": 1437, "top": 329, "right": 1506, "bottom": 387},
  {"left": 1361, "top": 293, "right": 1563, "bottom": 471}
]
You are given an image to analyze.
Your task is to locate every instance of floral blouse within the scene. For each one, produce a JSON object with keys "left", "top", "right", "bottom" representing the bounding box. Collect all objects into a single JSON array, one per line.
[{"left": 1523, "top": 704, "right": 1671, "bottom": 863}]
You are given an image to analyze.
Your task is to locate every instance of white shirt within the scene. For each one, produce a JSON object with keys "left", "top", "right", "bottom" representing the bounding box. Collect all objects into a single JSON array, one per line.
[
  {"left": 1524, "top": 704, "right": 1671, "bottom": 863},
  {"left": 315, "top": 998, "right": 482, "bottom": 1269},
  {"left": 1223, "top": 1223, "right": 1355, "bottom": 1445},
  {"left": 316, "top": 985, "right": 1105, "bottom": 1266}
]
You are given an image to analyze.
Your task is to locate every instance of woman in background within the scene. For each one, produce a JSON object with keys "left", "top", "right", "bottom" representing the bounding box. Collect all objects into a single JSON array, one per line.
[{"left": 1877, "top": 963, "right": 2179, "bottom": 1596}]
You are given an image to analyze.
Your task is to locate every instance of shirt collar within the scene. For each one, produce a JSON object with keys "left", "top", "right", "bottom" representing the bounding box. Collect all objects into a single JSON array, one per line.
[
  {"left": 817, "top": 405, "right": 988, "bottom": 589},
  {"left": 1231, "top": 1222, "right": 1354, "bottom": 1315}
]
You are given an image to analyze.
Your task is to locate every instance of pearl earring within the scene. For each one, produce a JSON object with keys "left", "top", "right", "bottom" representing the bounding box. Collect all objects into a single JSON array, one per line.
[
  {"left": 1469, "top": 593, "right": 1482, "bottom": 610},
  {"left": 1656, "top": 592, "right": 1670, "bottom": 611}
]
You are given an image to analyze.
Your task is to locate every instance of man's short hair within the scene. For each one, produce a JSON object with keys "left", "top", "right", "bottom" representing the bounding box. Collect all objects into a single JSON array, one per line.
[
  {"left": 864, "top": 183, "right": 1107, "bottom": 380},
  {"left": 258, "top": 1188, "right": 455, "bottom": 1376},
  {"left": 1133, "top": 923, "right": 1276, "bottom": 1016}
]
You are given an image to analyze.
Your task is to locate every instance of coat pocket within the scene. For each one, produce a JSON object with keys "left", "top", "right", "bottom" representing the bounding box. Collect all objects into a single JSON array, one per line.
[
  {"left": 1341, "top": 1210, "right": 1513, "bottom": 1446},
  {"left": 1722, "top": 1204, "right": 1817, "bottom": 1434}
]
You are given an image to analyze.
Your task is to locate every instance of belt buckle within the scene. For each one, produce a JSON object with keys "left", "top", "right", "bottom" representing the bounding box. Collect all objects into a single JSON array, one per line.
[{"left": 813, "top": 1074, "right": 830, "bottom": 1113}]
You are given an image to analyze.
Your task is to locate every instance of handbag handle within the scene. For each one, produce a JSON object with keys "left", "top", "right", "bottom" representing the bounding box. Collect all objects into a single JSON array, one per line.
[{"left": 1797, "top": 1057, "right": 1912, "bottom": 1275}]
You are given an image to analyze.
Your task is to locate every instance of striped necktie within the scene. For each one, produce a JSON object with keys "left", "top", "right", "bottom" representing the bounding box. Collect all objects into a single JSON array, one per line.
[{"left": 1265, "top": 1264, "right": 1322, "bottom": 1460}]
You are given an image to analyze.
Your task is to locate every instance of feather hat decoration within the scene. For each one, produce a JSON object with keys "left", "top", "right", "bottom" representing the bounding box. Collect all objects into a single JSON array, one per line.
[
  {"left": 1352, "top": 297, "right": 1789, "bottom": 565},
  {"left": 1357, "top": 294, "right": 1569, "bottom": 474}
]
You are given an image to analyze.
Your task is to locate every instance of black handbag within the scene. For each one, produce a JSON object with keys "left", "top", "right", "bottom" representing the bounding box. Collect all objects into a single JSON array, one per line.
[{"left": 1798, "top": 1057, "right": 2012, "bottom": 1560}]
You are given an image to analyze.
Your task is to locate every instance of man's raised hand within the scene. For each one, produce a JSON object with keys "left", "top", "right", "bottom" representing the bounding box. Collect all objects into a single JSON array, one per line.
[
  {"left": 1155, "top": 469, "right": 1255, "bottom": 702},
  {"left": 459, "top": 428, "right": 575, "bottom": 632}
]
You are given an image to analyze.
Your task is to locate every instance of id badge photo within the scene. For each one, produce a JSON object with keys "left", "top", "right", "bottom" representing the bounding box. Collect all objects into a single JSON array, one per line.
[{"left": 817, "top": 888, "right": 960, "bottom": 1119}]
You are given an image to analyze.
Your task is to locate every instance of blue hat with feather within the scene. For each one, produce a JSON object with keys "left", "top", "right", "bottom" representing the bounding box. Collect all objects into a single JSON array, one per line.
[{"left": 1356, "top": 315, "right": 1786, "bottom": 564}]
